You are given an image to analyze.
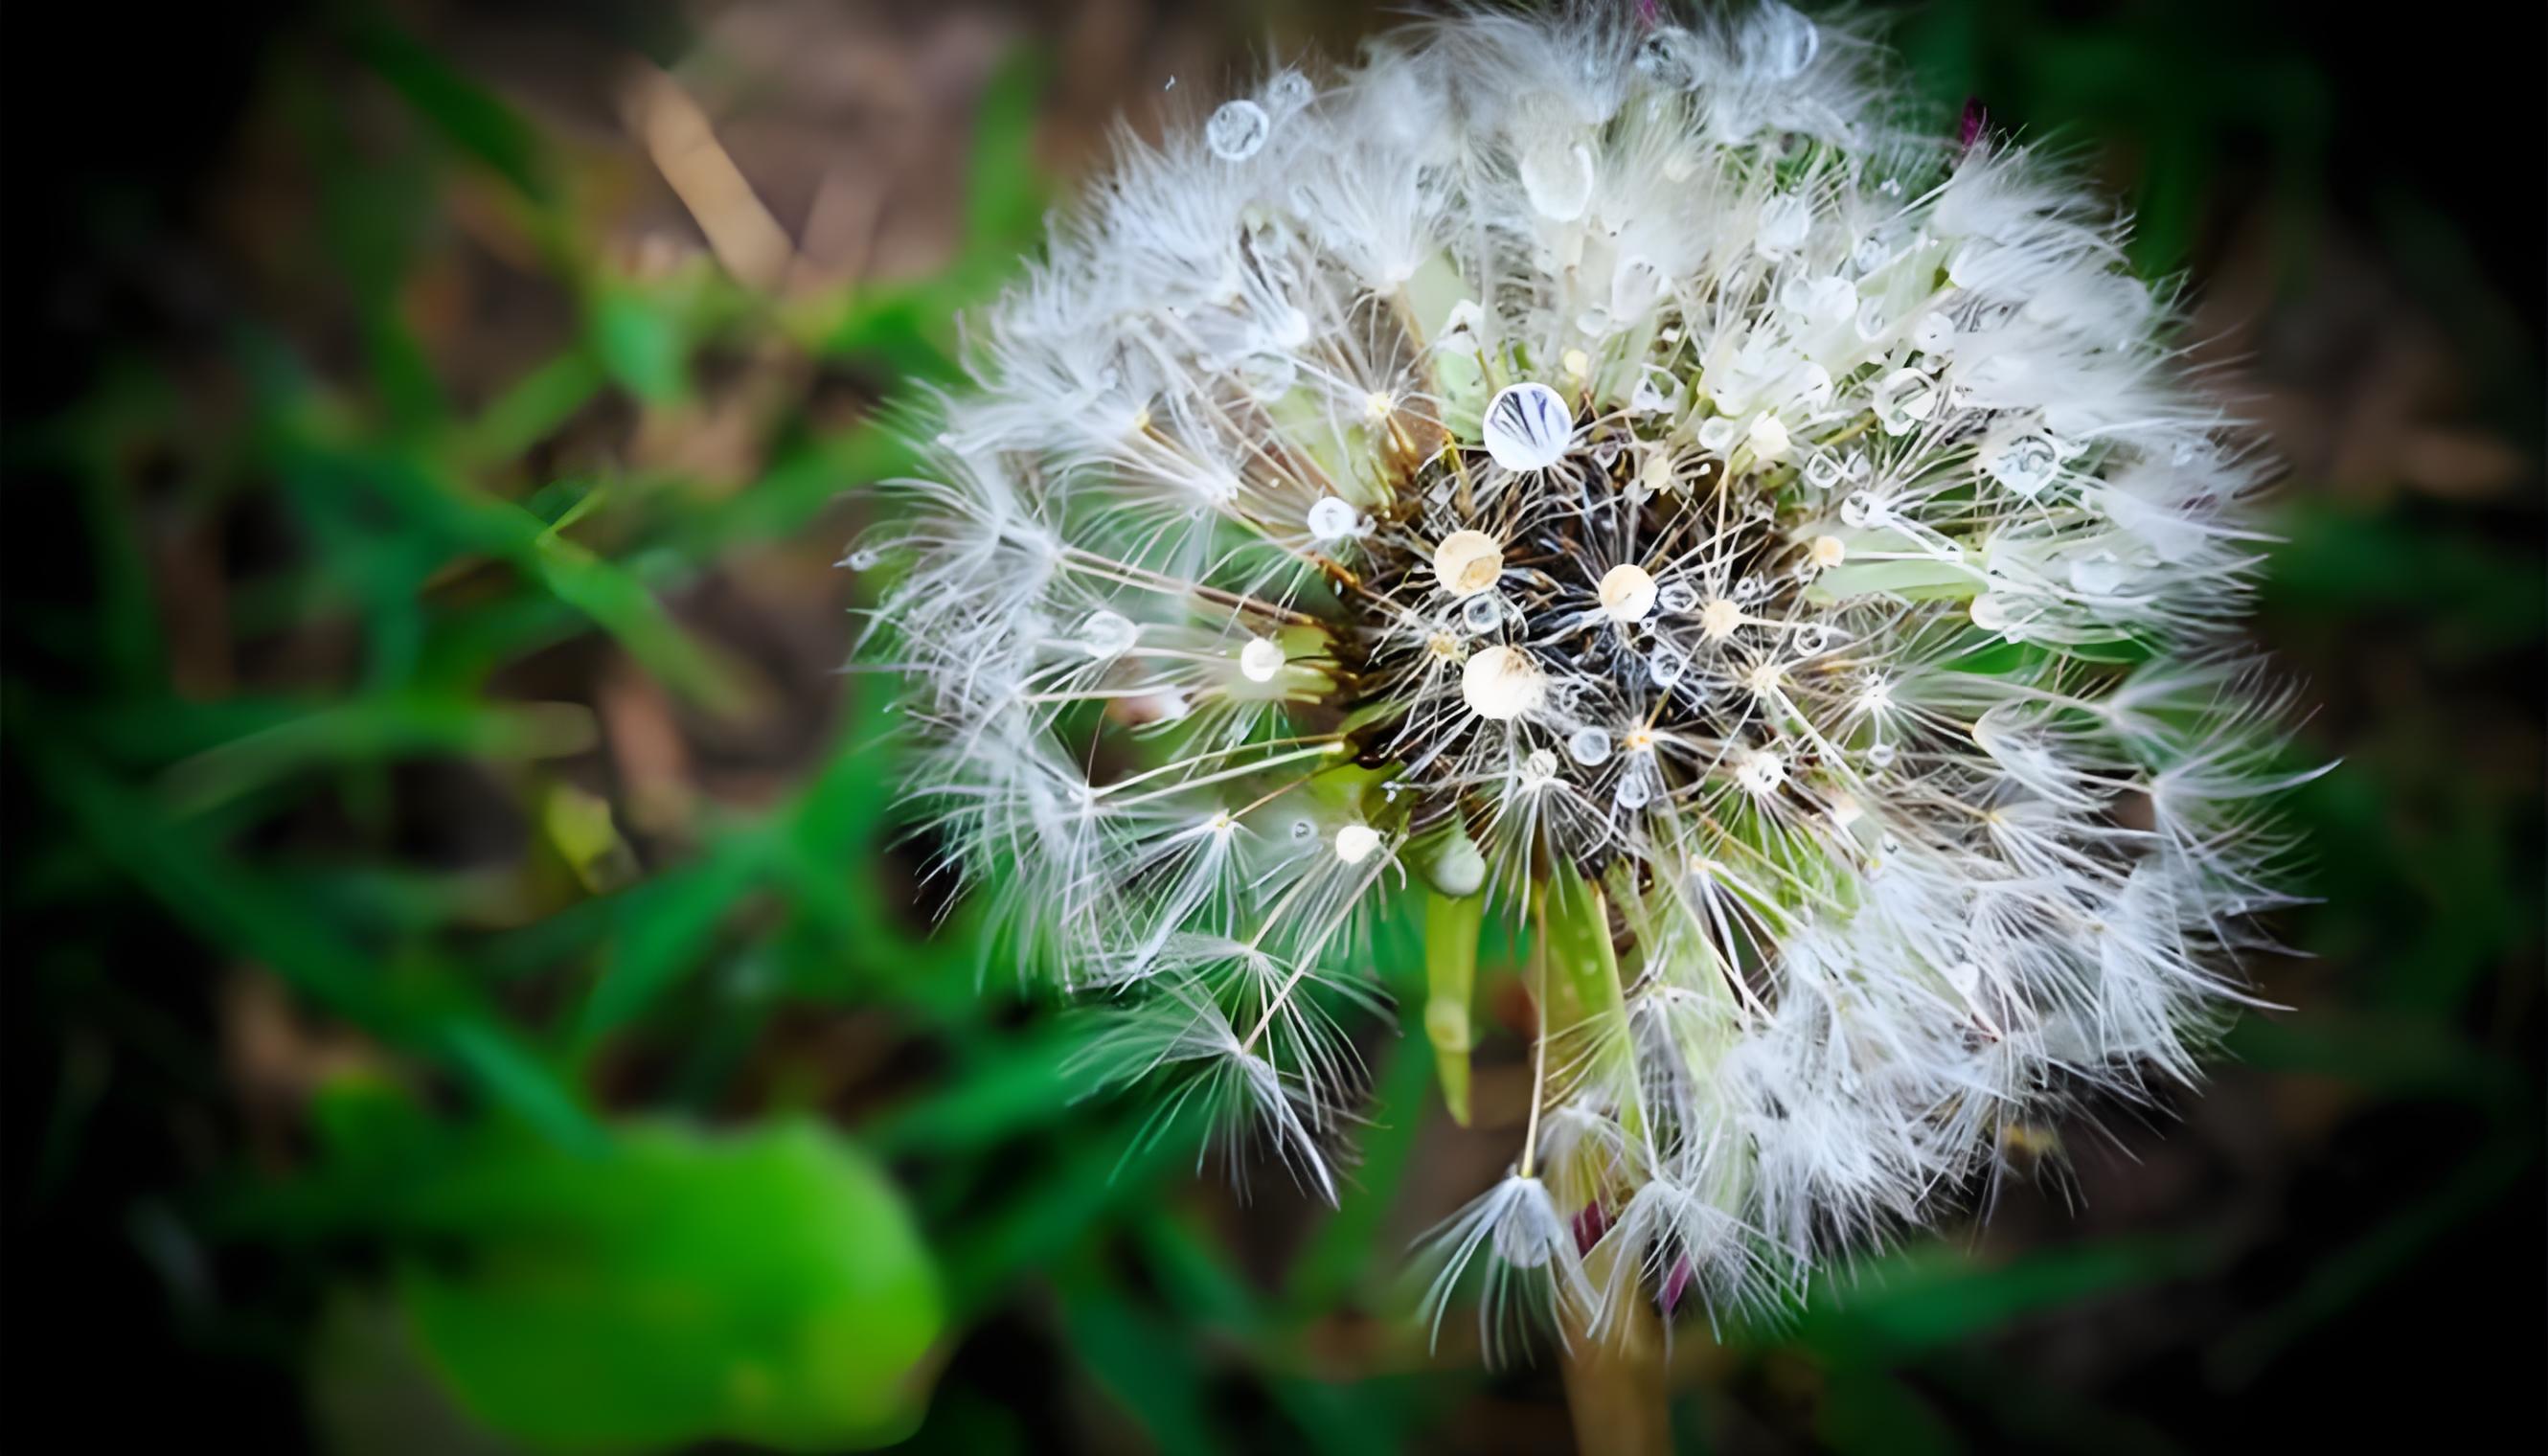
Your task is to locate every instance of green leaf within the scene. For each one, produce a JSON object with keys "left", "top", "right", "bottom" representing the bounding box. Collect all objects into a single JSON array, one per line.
[
  {"left": 351, "top": 19, "right": 554, "bottom": 203},
  {"left": 588, "top": 287, "right": 689, "bottom": 407},
  {"left": 398, "top": 1120, "right": 944, "bottom": 1454}
]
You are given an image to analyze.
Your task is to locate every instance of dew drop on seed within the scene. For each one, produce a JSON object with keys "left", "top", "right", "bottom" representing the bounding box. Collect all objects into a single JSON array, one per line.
[
  {"left": 1307, "top": 495, "right": 1361, "bottom": 542},
  {"left": 2069, "top": 553, "right": 2129, "bottom": 595},
  {"left": 1983, "top": 432, "right": 2059, "bottom": 496},
  {"left": 1568, "top": 727, "right": 1613, "bottom": 766},
  {"left": 1238, "top": 351, "right": 1297, "bottom": 400},
  {"left": 1462, "top": 592, "right": 1506, "bottom": 633},
  {"left": 1635, "top": 27, "right": 1697, "bottom": 86},
  {"left": 1206, "top": 100, "right": 1270, "bottom": 161},
  {"left": 1631, "top": 367, "right": 1684, "bottom": 415},
  {"left": 1867, "top": 740, "right": 1898, "bottom": 769},
  {"left": 847, "top": 547, "right": 882, "bottom": 571},
  {"left": 1289, "top": 817, "right": 1317, "bottom": 841},
  {"left": 1482, "top": 382, "right": 1575, "bottom": 471},
  {"left": 1081, "top": 609, "right": 1138, "bottom": 659},
  {"left": 1265, "top": 71, "right": 1312, "bottom": 114},
  {"left": 1614, "top": 773, "right": 1653, "bottom": 810},
  {"left": 1751, "top": 4, "right": 1821, "bottom": 80},
  {"left": 1756, "top": 194, "right": 1812, "bottom": 256},
  {"left": 1838, "top": 490, "right": 1878, "bottom": 528},
  {"left": 1648, "top": 645, "right": 1688, "bottom": 688},
  {"left": 1240, "top": 635, "right": 1286, "bottom": 682},
  {"left": 1794, "top": 624, "right": 1831, "bottom": 656},
  {"left": 1519, "top": 141, "right": 1595, "bottom": 222},
  {"left": 1805, "top": 453, "right": 1846, "bottom": 489},
  {"left": 1657, "top": 580, "right": 1698, "bottom": 614}
]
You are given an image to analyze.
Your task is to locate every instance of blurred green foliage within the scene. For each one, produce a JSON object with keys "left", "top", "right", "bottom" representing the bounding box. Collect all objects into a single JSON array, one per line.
[{"left": 4, "top": 2, "right": 2537, "bottom": 1453}]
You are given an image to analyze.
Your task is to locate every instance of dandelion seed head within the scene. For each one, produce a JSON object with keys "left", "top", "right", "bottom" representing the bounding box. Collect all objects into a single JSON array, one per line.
[{"left": 861, "top": 1, "right": 2311, "bottom": 1354}]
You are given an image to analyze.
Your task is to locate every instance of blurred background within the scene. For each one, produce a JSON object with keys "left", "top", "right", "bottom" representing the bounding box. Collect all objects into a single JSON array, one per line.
[{"left": 4, "top": 2, "right": 2539, "bottom": 1451}]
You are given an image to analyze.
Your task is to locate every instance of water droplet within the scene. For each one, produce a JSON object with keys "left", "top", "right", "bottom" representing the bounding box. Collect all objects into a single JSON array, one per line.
[
  {"left": 1237, "top": 351, "right": 1297, "bottom": 400},
  {"left": 1307, "top": 495, "right": 1362, "bottom": 542},
  {"left": 1781, "top": 274, "right": 1856, "bottom": 323},
  {"left": 1462, "top": 592, "right": 1507, "bottom": 633},
  {"left": 1648, "top": 644, "right": 1688, "bottom": 688},
  {"left": 1866, "top": 740, "right": 1898, "bottom": 769},
  {"left": 1265, "top": 71, "right": 1312, "bottom": 115},
  {"left": 1873, "top": 368, "right": 1940, "bottom": 436},
  {"left": 1981, "top": 431, "right": 2059, "bottom": 496},
  {"left": 1630, "top": 366, "right": 1685, "bottom": 416},
  {"left": 1657, "top": 580, "right": 1698, "bottom": 614},
  {"left": 1838, "top": 490, "right": 1880, "bottom": 528},
  {"left": 1206, "top": 100, "right": 1270, "bottom": 161},
  {"left": 1736, "top": 748, "right": 1786, "bottom": 795},
  {"left": 1463, "top": 645, "right": 1546, "bottom": 720},
  {"left": 1081, "top": 609, "right": 1139, "bottom": 659},
  {"left": 1239, "top": 635, "right": 1286, "bottom": 682},
  {"left": 2069, "top": 553, "right": 2129, "bottom": 595},
  {"left": 1599, "top": 563, "right": 1658, "bottom": 624},
  {"left": 1805, "top": 453, "right": 1847, "bottom": 489},
  {"left": 1482, "top": 383, "right": 1575, "bottom": 471},
  {"left": 1853, "top": 298, "right": 1891, "bottom": 342},
  {"left": 1756, "top": 193, "right": 1812, "bottom": 257},
  {"left": 1519, "top": 140, "right": 1595, "bottom": 221},
  {"left": 1635, "top": 27, "right": 1698, "bottom": 86},
  {"left": 1748, "top": 2, "right": 1821, "bottom": 80},
  {"left": 1610, "top": 256, "right": 1667, "bottom": 318},
  {"left": 1333, "top": 823, "right": 1382, "bottom": 864},
  {"left": 1567, "top": 727, "right": 1612, "bottom": 766},
  {"left": 846, "top": 547, "right": 882, "bottom": 571},
  {"left": 1793, "top": 624, "right": 1831, "bottom": 656},
  {"left": 1614, "top": 773, "right": 1653, "bottom": 810}
]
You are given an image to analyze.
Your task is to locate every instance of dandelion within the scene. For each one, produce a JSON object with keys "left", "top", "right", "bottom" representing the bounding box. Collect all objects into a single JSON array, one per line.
[{"left": 856, "top": 2, "right": 2315, "bottom": 1353}]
